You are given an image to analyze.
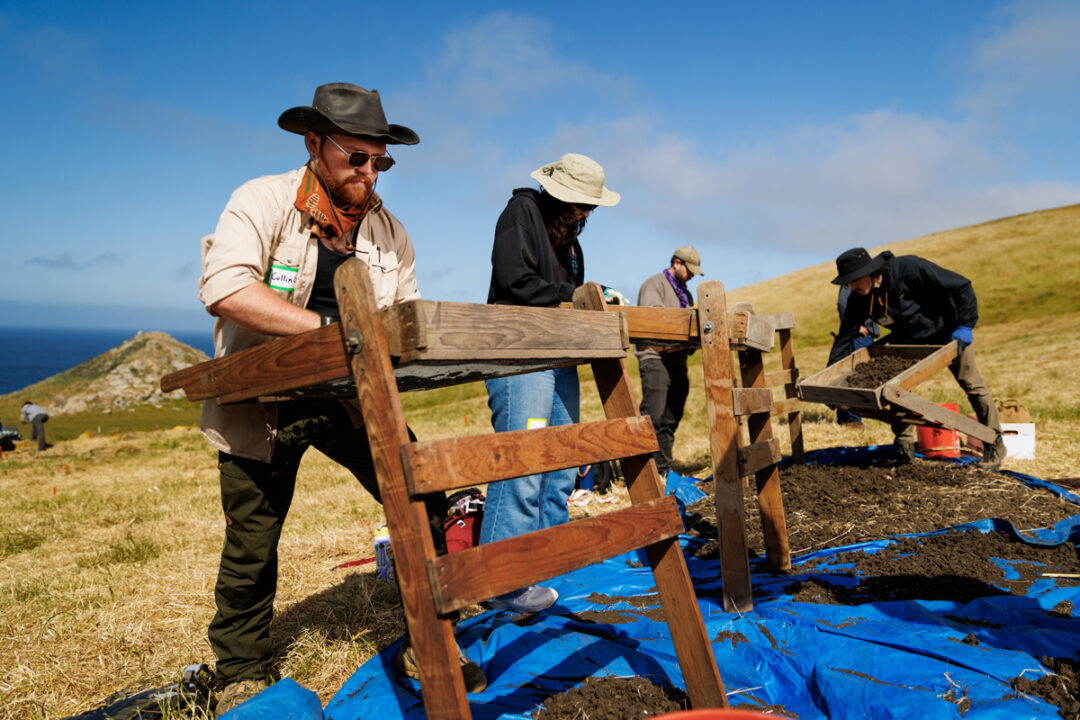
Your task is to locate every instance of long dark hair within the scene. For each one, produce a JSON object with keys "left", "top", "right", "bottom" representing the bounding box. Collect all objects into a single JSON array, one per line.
[{"left": 537, "top": 190, "right": 587, "bottom": 247}]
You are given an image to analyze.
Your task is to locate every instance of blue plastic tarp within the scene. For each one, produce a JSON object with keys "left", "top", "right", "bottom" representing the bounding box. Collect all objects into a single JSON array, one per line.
[{"left": 228, "top": 454, "right": 1080, "bottom": 719}]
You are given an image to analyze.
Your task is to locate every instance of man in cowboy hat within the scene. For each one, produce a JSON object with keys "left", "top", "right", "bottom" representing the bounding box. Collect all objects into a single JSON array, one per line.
[
  {"left": 198, "top": 83, "right": 485, "bottom": 713},
  {"left": 634, "top": 247, "right": 704, "bottom": 480},
  {"left": 828, "top": 247, "right": 1006, "bottom": 469},
  {"left": 480, "top": 153, "right": 619, "bottom": 613}
]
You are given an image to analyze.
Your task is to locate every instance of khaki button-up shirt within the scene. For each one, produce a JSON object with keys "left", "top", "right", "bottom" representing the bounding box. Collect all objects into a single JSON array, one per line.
[{"left": 198, "top": 167, "right": 420, "bottom": 462}]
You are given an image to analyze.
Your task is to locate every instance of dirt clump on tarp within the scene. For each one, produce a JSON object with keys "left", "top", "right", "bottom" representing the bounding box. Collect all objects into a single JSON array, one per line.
[
  {"left": 782, "top": 528, "right": 1080, "bottom": 605},
  {"left": 532, "top": 675, "right": 686, "bottom": 719},
  {"left": 685, "top": 460, "right": 1078, "bottom": 559},
  {"left": 1012, "top": 656, "right": 1080, "bottom": 720},
  {"left": 844, "top": 354, "right": 920, "bottom": 388},
  {"left": 531, "top": 675, "right": 796, "bottom": 720}
]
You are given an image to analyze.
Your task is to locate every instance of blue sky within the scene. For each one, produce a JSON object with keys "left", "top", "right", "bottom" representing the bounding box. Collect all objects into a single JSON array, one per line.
[{"left": 1, "top": 0, "right": 1077, "bottom": 331}]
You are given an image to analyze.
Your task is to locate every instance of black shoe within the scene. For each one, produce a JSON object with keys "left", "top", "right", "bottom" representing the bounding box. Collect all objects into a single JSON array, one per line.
[
  {"left": 978, "top": 434, "right": 1007, "bottom": 471},
  {"left": 892, "top": 439, "right": 915, "bottom": 466}
]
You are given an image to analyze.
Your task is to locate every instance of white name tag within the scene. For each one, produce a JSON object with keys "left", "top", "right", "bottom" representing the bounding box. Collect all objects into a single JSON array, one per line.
[
  {"left": 267, "top": 264, "right": 299, "bottom": 292},
  {"left": 526, "top": 418, "right": 548, "bottom": 430}
]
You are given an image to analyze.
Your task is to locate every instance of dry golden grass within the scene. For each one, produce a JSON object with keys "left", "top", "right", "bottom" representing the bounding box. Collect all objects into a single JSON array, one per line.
[
  {"left": 0, "top": 428, "right": 400, "bottom": 719},
  {"left": 2, "top": 205, "right": 1077, "bottom": 718}
]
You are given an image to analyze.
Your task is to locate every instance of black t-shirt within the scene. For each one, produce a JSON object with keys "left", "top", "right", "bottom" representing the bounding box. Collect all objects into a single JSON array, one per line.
[{"left": 305, "top": 240, "right": 353, "bottom": 318}]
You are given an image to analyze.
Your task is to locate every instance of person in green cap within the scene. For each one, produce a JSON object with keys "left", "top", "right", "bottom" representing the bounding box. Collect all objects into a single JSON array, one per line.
[{"left": 634, "top": 247, "right": 703, "bottom": 480}]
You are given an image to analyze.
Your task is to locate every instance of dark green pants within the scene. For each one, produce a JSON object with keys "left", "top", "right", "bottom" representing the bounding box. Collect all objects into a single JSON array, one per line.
[{"left": 208, "top": 399, "right": 446, "bottom": 683}]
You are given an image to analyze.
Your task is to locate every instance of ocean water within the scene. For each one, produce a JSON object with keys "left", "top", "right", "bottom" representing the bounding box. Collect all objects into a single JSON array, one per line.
[{"left": 0, "top": 326, "right": 214, "bottom": 395}]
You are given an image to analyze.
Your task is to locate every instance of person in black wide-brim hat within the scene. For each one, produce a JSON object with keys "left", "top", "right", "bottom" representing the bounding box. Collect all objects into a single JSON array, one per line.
[
  {"left": 197, "top": 83, "right": 486, "bottom": 714},
  {"left": 826, "top": 246, "right": 1007, "bottom": 470}
]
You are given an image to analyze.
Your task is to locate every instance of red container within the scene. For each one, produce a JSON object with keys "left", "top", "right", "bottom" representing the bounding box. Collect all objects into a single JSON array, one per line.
[{"left": 916, "top": 402, "right": 961, "bottom": 457}]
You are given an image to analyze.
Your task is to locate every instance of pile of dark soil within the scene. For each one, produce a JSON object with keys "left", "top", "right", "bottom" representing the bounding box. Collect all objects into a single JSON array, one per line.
[
  {"left": 1013, "top": 656, "right": 1080, "bottom": 720},
  {"left": 783, "top": 527, "right": 1080, "bottom": 607},
  {"left": 531, "top": 675, "right": 793, "bottom": 720},
  {"left": 845, "top": 355, "right": 919, "bottom": 388},
  {"left": 531, "top": 675, "right": 686, "bottom": 719},
  {"left": 686, "top": 460, "right": 1078, "bottom": 558},
  {"left": 531, "top": 460, "right": 1079, "bottom": 720}
]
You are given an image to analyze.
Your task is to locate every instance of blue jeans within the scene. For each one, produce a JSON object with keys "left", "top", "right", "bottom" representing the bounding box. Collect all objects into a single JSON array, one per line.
[{"left": 480, "top": 367, "right": 580, "bottom": 545}]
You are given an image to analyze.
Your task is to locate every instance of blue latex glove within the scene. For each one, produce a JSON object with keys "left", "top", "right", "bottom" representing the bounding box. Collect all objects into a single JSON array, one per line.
[{"left": 952, "top": 326, "right": 973, "bottom": 349}]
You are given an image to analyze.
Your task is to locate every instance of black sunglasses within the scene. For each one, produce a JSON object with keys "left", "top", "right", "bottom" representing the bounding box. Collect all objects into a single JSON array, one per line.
[{"left": 324, "top": 135, "right": 396, "bottom": 171}]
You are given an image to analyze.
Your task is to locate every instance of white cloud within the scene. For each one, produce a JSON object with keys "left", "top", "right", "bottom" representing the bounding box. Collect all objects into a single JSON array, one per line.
[
  {"left": 395, "top": 8, "right": 1080, "bottom": 302},
  {"left": 961, "top": 0, "right": 1080, "bottom": 115},
  {"left": 551, "top": 109, "right": 1079, "bottom": 259}
]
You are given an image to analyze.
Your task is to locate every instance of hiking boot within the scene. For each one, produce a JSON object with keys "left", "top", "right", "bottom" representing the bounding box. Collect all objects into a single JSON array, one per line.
[
  {"left": 482, "top": 585, "right": 558, "bottom": 613},
  {"left": 215, "top": 678, "right": 269, "bottom": 716},
  {"left": 978, "top": 434, "right": 1007, "bottom": 471},
  {"left": 395, "top": 640, "right": 488, "bottom": 693},
  {"left": 892, "top": 438, "right": 915, "bottom": 466}
]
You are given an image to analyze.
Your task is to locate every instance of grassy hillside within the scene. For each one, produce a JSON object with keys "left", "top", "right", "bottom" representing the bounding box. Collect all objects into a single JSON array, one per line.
[
  {"left": 727, "top": 203, "right": 1080, "bottom": 423},
  {"left": 0, "top": 332, "right": 207, "bottom": 442},
  {"left": 2, "top": 206, "right": 1078, "bottom": 719}
]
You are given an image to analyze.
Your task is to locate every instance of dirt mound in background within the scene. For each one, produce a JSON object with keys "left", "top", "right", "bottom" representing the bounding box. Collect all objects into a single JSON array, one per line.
[
  {"left": 686, "top": 459, "right": 1078, "bottom": 558},
  {"left": 782, "top": 527, "right": 1080, "bottom": 606}
]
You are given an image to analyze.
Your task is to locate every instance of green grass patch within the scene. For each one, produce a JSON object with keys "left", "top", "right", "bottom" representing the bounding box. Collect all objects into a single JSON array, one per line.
[
  {"left": 76, "top": 533, "right": 160, "bottom": 569},
  {"left": 0, "top": 530, "right": 47, "bottom": 557}
]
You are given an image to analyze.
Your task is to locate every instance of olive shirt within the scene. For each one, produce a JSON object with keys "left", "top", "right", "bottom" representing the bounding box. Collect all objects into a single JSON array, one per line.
[{"left": 198, "top": 167, "right": 420, "bottom": 462}]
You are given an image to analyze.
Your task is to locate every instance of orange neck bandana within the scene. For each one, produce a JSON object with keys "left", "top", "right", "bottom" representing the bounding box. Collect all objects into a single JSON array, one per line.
[{"left": 294, "top": 166, "right": 366, "bottom": 245}]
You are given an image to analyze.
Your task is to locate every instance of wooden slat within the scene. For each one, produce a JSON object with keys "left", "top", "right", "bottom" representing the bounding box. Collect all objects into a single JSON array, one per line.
[
  {"left": 385, "top": 299, "right": 428, "bottom": 356},
  {"left": 619, "top": 306, "right": 699, "bottom": 344},
  {"left": 800, "top": 343, "right": 960, "bottom": 413},
  {"left": 161, "top": 301, "right": 630, "bottom": 405},
  {"left": 428, "top": 497, "right": 683, "bottom": 613},
  {"left": 758, "top": 312, "right": 796, "bottom": 331},
  {"left": 401, "top": 417, "right": 658, "bottom": 494},
  {"left": 889, "top": 342, "right": 958, "bottom": 390},
  {"left": 400, "top": 301, "right": 629, "bottom": 363},
  {"left": 882, "top": 386, "right": 998, "bottom": 444},
  {"left": 574, "top": 282, "right": 729, "bottom": 710},
  {"left": 763, "top": 368, "right": 795, "bottom": 386},
  {"left": 729, "top": 305, "right": 775, "bottom": 352},
  {"left": 598, "top": 303, "right": 779, "bottom": 351},
  {"left": 798, "top": 345, "right": 870, "bottom": 388},
  {"left": 697, "top": 281, "right": 753, "bottom": 613},
  {"left": 739, "top": 347, "right": 791, "bottom": 572},
  {"left": 779, "top": 328, "right": 804, "bottom": 463},
  {"left": 771, "top": 397, "right": 801, "bottom": 417},
  {"left": 738, "top": 438, "right": 782, "bottom": 477},
  {"left": 334, "top": 260, "right": 470, "bottom": 719},
  {"left": 732, "top": 387, "right": 774, "bottom": 416},
  {"left": 161, "top": 323, "right": 347, "bottom": 400}
]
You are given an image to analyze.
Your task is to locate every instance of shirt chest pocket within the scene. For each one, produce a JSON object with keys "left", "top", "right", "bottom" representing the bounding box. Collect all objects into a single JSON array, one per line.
[{"left": 361, "top": 249, "right": 400, "bottom": 307}]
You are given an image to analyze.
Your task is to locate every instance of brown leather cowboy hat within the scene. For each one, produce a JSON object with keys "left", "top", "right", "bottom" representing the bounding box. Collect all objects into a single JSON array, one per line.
[{"left": 278, "top": 83, "right": 419, "bottom": 145}]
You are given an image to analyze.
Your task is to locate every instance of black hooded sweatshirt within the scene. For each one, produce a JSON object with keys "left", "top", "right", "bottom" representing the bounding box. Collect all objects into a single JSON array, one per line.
[
  {"left": 828, "top": 251, "right": 978, "bottom": 366},
  {"left": 487, "top": 188, "right": 584, "bottom": 306}
]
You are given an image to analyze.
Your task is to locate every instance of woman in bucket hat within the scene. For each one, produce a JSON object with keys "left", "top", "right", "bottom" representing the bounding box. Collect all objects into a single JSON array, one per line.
[{"left": 480, "top": 154, "right": 620, "bottom": 613}]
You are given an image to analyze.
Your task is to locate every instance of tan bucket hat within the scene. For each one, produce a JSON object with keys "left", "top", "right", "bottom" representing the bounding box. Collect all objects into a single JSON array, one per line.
[{"left": 530, "top": 153, "right": 620, "bottom": 207}]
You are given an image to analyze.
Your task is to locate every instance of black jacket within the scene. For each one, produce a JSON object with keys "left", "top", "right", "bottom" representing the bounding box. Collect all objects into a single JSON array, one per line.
[
  {"left": 487, "top": 188, "right": 584, "bottom": 306},
  {"left": 828, "top": 252, "right": 978, "bottom": 366}
]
